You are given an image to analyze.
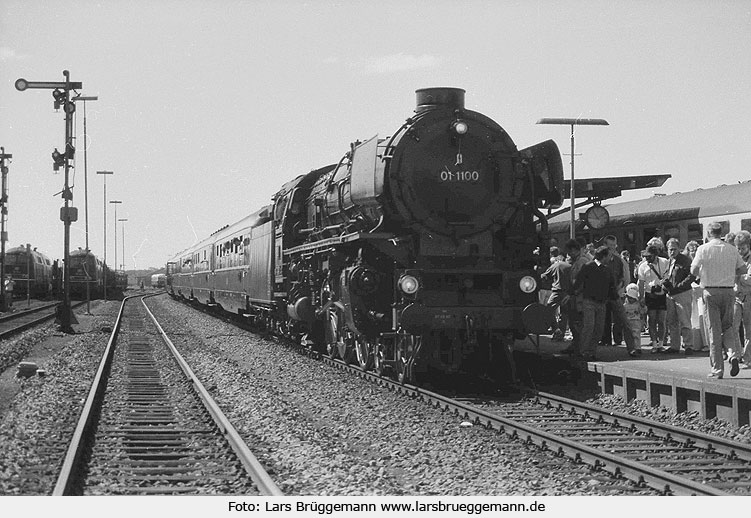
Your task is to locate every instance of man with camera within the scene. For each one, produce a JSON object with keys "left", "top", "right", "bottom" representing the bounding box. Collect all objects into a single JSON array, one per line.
[{"left": 638, "top": 244, "right": 669, "bottom": 352}]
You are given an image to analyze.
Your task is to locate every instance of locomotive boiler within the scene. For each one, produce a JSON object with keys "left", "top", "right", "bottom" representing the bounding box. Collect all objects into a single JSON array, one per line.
[{"left": 169, "top": 88, "right": 564, "bottom": 384}]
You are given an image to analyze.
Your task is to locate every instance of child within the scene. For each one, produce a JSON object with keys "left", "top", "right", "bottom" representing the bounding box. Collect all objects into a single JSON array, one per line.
[{"left": 624, "top": 283, "right": 644, "bottom": 357}]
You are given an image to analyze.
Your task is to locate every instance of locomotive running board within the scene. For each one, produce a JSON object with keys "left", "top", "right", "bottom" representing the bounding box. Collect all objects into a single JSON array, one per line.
[{"left": 284, "top": 231, "right": 394, "bottom": 255}]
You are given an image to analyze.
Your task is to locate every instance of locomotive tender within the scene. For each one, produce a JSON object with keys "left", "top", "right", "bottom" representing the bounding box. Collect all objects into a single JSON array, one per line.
[{"left": 168, "top": 88, "right": 564, "bottom": 383}]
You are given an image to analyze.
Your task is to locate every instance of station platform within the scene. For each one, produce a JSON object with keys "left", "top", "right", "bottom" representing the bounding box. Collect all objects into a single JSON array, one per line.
[{"left": 514, "top": 333, "right": 751, "bottom": 427}]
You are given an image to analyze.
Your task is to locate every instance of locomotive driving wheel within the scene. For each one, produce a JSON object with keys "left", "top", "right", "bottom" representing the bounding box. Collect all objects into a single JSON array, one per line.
[
  {"left": 339, "top": 331, "right": 357, "bottom": 365},
  {"left": 373, "top": 339, "right": 387, "bottom": 376},
  {"left": 395, "top": 333, "right": 421, "bottom": 384},
  {"left": 354, "top": 334, "right": 374, "bottom": 371},
  {"left": 325, "top": 306, "right": 356, "bottom": 363},
  {"left": 325, "top": 308, "right": 340, "bottom": 359}
]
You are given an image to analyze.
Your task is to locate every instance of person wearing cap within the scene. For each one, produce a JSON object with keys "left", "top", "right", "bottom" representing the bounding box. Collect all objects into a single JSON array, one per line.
[
  {"left": 624, "top": 283, "right": 644, "bottom": 356},
  {"left": 691, "top": 221, "right": 747, "bottom": 379},
  {"left": 662, "top": 238, "right": 697, "bottom": 354}
]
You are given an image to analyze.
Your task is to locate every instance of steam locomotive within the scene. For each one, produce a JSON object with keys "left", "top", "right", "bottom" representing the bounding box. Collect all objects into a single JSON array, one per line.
[{"left": 168, "top": 88, "right": 564, "bottom": 383}]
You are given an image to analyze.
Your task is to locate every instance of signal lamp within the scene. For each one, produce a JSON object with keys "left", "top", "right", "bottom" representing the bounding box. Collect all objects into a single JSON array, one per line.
[
  {"left": 451, "top": 120, "right": 468, "bottom": 135},
  {"left": 518, "top": 276, "right": 537, "bottom": 294},
  {"left": 51, "top": 148, "right": 65, "bottom": 171},
  {"left": 398, "top": 274, "right": 420, "bottom": 295}
]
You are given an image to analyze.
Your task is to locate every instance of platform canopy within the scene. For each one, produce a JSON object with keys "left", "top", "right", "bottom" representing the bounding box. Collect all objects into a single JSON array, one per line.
[{"left": 562, "top": 174, "right": 671, "bottom": 200}]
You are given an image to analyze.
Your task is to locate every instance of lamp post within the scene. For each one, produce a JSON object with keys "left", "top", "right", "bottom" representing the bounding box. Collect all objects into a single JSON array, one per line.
[
  {"left": 15, "top": 71, "right": 83, "bottom": 333},
  {"left": 109, "top": 200, "right": 122, "bottom": 283},
  {"left": 96, "top": 171, "right": 113, "bottom": 301},
  {"left": 118, "top": 218, "right": 128, "bottom": 271},
  {"left": 0, "top": 148, "right": 11, "bottom": 312},
  {"left": 72, "top": 95, "right": 97, "bottom": 314},
  {"left": 536, "top": 117, "right": 609, "bottom": 239}
]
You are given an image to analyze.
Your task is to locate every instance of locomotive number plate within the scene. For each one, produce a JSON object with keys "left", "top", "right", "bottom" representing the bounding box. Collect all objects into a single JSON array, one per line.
[{"left": 439, "top": 170, "right": 480, "bottom": 182}]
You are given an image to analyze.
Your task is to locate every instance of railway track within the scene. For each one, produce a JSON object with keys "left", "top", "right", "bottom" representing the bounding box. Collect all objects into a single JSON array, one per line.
[
  {"left": 0, "top": 301, "right": 84, "bottom": 339},
  {"left": 53, "top": 295, "right": 282, "bottom": 495},
  {"left": 326, "top": 356, "right": 751, "bottom": 495},
  {"left": 174, "top": 295, "right": 751, "bottom": 495}
]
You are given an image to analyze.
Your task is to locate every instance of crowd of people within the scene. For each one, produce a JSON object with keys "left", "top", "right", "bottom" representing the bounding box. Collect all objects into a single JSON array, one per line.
[{"left": 538, "top": 221, "right": 751, "bottom": 379}]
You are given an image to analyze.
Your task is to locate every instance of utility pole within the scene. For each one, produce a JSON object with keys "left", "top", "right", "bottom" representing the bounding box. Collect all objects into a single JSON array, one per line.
[
  {"left": 110, "top": 200, "right": 122, "bottom": 280},
  {"left": 72, "top": 95, "right": 98, "bottom": 315},
  {"left": 0, "top": 148, "right": 11, "bottom": 312},
  {"left": 96, "top": 170, "right": 113, "bottom": 301},
  {"left": 16, "top": 71, "right": 83, "bottom": 333},
  {"left": 118, "top": 218, "right": 128, "bottom": 271}
]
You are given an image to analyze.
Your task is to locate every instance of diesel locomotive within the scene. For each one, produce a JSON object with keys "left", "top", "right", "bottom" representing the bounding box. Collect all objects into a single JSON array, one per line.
[
  {"left": 168, "top": 88, "right": 564, "bottom": 383},
  {"left": 4, "top": 245, "right": 55, "bottom": 298},
  {"left": 69, "top": 248, "right": 128, "bottom": 299}
]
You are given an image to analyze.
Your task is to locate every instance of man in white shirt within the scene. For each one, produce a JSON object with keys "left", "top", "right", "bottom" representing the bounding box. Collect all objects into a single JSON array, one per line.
[{"left": 690, "top": 222, "right": 747, "bottom": 378}]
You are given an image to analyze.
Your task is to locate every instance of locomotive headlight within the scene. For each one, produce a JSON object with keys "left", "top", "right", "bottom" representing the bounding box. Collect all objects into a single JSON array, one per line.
[
  {"left": 451, "top": 120, "right": 468, "bottom": 135},
  {"left": 398, "top": 274, "right": 420, "bottom": 295},
  {"left": 519, "top": 276, "right": 537, "bottom": 294}
]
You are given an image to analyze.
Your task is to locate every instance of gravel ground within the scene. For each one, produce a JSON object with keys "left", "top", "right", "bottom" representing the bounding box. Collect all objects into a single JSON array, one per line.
[
  {"left": 145, "top": 295, "right": 656, "bottom": 496},
  {"left": 0, "top": 294, "right": 747, "bottom": 495},
  {"left": 0, "top": 301, "right": 119, "bottom": 495},
  {"left": 587, "top": 393, "right": 751, "bottom": 445}
]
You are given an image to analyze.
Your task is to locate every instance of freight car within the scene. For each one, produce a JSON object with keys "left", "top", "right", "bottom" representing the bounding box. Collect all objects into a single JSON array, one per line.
[
  {"left": 168, "top": 88, "right": 564, "bottom": 383},
  {"left": 4, "top": 245, "right": 54, "bottom": 298}
]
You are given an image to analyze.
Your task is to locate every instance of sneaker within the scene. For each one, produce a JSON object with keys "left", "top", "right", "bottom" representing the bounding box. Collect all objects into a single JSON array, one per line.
[
  {"left": 552, "top": 330, "right": 564, "bottom": 341},
  {"left": 707, "top": 372, "right": 724, "bottom": 379},
  {"left": 629, "top": 349, "right": 642, "bottom": 357},
  {"left": 650, "top": 346, "right": 663, "bottom": 354},
  {"left": 731, "top": 358, "right": 740, "bottom": 377},
  {"left": 683, "top": 348, "right": 693, "bottom": 356},
  {"left": 663, "top": 348, "right": 679, "bottom": 354}
]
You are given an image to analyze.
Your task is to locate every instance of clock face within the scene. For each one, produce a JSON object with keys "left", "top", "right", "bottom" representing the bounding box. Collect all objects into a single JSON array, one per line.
[{"left": 585, "top": 205, "right": 610, "bottom": 229}]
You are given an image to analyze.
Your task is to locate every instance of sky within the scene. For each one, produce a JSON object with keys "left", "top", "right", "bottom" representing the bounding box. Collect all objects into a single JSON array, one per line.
[{"left": 1, "top": 0, "right": 750, "bottom": 270}]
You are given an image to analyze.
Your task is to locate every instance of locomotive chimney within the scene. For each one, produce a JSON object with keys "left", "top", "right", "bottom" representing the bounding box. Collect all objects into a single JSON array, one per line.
[{"left": 415, "top": 87, "right": 465, "bottom": 113}]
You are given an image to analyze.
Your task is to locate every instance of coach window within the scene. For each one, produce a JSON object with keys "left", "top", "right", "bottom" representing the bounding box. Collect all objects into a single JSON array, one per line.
[
  {"left": 742, "top": 219, "right": 751, "bottom": 232},
  {"left": 687, "top": 223, "right": 703, "bottom": 242},
  {"left": 664, "top": 225, "right": 680, "bottom": 241},
  {"left": 643, "top": 227, "right": 660, "bottom": 247},
  {"left": 719, "top": 221, "right": 730, "bottom": 237}
]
